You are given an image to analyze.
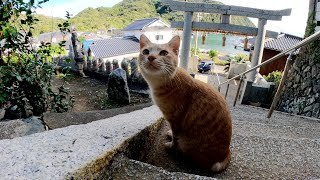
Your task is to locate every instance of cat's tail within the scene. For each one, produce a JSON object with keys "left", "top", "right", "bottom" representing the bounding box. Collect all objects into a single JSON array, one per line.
[{"left": 210, "top": 151, "right": 231, "bottom": 172}]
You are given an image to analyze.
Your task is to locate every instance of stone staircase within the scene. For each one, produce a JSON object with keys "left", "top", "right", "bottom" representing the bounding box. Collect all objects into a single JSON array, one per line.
[
  {"left": 105, "top": 105, "right": 320, "bottom": 179},
  {"left": 0, "top": 104, "right": 319, "bottom": 179}
]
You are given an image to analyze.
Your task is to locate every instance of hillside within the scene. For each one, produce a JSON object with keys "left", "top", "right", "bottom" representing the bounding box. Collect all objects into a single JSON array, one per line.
[
  {"left": 33, "top": 15, "right": 65, "bottom": 35},
  {"left": 34, "top": 0, "right": 255, "bottom": 35}
]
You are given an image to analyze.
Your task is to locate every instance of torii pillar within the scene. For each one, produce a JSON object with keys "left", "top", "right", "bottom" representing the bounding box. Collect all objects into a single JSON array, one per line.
[
  {"left": 180, "top": 11, "right": 193, "bottom": 69},
  {"left": 248, "top": 18, "right": 267, "bottom": 81}
]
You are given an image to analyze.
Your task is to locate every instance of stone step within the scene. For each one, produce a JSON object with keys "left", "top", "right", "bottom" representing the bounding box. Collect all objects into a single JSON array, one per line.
[
  {"left": 133, "top": 118, "right": 320, "bottom": 179},
  {"left": 104, "top": 153, "right": 216, "bottom": 180},
  {"left": 43, "top": 102, "right": 153, "bottom": 129},
  {"left": 216, "top": 134, "right": 320, "bottom": 179},
  {"left": 233, "top": 120, "right": 320, "bottom": 140},
  {"left": 231, "top": 105, "right": 320, "bottom": 129}
]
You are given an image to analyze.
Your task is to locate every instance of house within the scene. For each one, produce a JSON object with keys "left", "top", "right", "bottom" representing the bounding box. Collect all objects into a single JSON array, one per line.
[
  {"left": 87, "top": 18, "right": 173, "bottom": 66},
  {"left": 88, "top": 36, "right": 140, "bottom": 64},
  {"left": 36, "top": 31, "right": 71, "bottom": 44},
  {"left": 79, "top": 32, "right": 97, "bottom": 40},
  {"left": 257, "top": 33, "right": 303, "bottom": 75},
  {"left": 123, "top": 18, "right": 173, "bottom": 44}
]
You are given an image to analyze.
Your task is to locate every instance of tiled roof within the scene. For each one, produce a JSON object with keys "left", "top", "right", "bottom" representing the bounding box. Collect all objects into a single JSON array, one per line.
[
  {"left": 88, "top": 38, "right": 140, "bottom": 59},
  {"left": 264, "top": 33, "right": 303, "bottom": 52},
  {"left": 37, "top": 31, "right": 71, "bottom": 42},
  {"left": 123, "top": 18, "right": 160, "bottom": 31}
]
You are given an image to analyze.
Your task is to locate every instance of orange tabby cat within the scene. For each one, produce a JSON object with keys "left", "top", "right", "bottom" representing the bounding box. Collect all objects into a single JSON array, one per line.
[{"left": 138, "top": 34, "right": 232, "bottom": 172}]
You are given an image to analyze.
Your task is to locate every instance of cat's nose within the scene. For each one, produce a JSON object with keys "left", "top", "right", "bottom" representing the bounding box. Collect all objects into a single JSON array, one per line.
[{"left": 148, "top": 56, "right": 156, "bottom": 62}]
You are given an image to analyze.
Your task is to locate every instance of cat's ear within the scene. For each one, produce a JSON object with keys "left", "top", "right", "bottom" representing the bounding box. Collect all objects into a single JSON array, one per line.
[
  {"left": 168, "top": 35, "right": 180, "bottom": 55},
  {"left": 140, "top": 34, "right": 151, "bottom": 48}
]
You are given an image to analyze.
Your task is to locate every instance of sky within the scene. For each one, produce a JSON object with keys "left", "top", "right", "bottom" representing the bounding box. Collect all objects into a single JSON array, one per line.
[{"left": 36, "top": 0, "right": 309, "bottom": 37}]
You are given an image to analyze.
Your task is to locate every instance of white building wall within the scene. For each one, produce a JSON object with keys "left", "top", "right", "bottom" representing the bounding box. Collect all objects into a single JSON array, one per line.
[
  {"left": 102, "top": 52, "right": 140, "bottom": 68},
  {"left": 123, "top": 19, "right": 173, "bottom": 44},
  {"left": 142, "top": 29, "right": 173, "bottom": 44},
  {"left": 124, "top": 29, "right": 173, "bottom": 44}
]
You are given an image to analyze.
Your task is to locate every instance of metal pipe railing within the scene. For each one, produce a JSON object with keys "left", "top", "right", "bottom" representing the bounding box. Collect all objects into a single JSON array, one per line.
[{"left": 218, "top": 30, "right": 320, "bottom": 87}]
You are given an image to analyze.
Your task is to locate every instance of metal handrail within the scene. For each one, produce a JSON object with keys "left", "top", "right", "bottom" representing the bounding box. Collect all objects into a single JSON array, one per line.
[{"left": 218, "top": 30, "right": 320, "bottom": 87}]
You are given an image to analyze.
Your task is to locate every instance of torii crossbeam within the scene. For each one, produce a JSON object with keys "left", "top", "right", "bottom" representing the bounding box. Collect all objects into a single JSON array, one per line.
[{"left": 161, "top": 0, "right": 291, "bottom": 81}]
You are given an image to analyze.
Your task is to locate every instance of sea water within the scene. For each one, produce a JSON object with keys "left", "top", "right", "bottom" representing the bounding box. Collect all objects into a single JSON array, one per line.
[{"left": 191, "top": 33, "right": 250, "bottom": 55}]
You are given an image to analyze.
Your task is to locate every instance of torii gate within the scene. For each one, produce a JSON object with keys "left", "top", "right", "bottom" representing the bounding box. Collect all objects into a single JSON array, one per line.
[{"left": 161, "top": 0, "right": 291, "bottom": 81}]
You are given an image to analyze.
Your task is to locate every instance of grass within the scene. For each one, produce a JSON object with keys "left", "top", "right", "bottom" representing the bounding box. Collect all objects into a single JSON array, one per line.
[{"left": 196, "top": 53, "right": 228, "bottom": 66}]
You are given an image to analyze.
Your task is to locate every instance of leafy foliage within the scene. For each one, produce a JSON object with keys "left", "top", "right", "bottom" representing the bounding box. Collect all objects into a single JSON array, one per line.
[
  {"left": 263, "top": 71, "right": 282, "bottom": 86},
  {"left": 229, "top": 54, "right": 249, "bottom": 63},
  {"left": 0, "top": 1, "right": 74, "bottom": 117},
  {"left": 209, "top": 50, "right": 219, "bottom": 58},
  {"left": 32, "top": 0, "right": 255, "bottom": 34},
  {"left": 191, "top": 47, "right": 200, "bottom": 56}
]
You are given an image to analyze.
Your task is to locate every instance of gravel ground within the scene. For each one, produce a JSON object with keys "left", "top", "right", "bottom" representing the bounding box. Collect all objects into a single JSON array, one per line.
[{"left": 231, "top": 105, "right": 320, "bottom": 129}]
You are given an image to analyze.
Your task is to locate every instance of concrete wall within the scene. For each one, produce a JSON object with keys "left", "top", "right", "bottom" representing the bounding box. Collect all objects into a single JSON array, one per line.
[{"left": 227, "top": 61, "right": 250, "bottom": 79}]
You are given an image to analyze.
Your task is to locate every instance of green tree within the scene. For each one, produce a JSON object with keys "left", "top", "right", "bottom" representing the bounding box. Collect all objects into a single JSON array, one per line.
[{"left": 28, "top": 0, "right": 255, "bottom": 34}]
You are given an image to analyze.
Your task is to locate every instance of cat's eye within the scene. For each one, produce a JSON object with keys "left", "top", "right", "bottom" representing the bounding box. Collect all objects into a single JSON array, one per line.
[
  {"left": 142, "top": 49, "right": 149, "bottom": 55},
  {"left": 159, "top": 50, "right": 168, "bottom": 56}
]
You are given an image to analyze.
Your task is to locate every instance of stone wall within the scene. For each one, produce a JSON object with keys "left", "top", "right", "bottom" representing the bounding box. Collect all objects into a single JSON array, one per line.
[
  {"left": 278, "top": 0, "right": 320, "bottom": 118},
  {"left": 278, "top": 50, "right": 320, "bottom": 118}
]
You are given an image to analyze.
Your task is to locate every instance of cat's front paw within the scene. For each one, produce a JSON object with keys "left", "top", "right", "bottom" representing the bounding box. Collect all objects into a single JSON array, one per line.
[
  {"left": 165, "top": 130, "right": 173, "bottom": 141},
  {"left": 164, "top": 141, "right": 174, "bottom": 149}
]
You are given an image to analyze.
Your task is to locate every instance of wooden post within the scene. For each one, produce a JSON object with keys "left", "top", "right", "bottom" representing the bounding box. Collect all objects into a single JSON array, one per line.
[
  {"left": 267, "top": 52, "right": 296, "bottom": 118},
  {"left": 233, "top": 76, "right": 244, "bottom": 107},
  {"left": 180, "top": 11, "right": 194, "bottom": 69},
  {"left": 248, "top": 18, "right": 267, "bottom": 81},
  {"left": 225, "top": 83, "right": 230, "bottom": 99}
]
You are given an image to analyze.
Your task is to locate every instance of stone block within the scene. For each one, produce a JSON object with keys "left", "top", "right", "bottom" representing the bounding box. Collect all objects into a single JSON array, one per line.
[
  {"left": 107, "top": 68, "right": 130, "bottom": 105},
  {"left": 0, "top": 109, "right": 5, "bottom": 120},
  {"left": 303, "top": 66, "right": 311, "bottom": 73},
  {"left": 0, "top": 116, "right": 45, "bottom": 140}
]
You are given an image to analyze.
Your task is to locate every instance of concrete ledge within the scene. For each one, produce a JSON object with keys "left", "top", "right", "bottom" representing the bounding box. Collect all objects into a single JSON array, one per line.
[
  {"left": 43, "top": 103, "right": 154, "bottom": 129},
  {"left": 0, "top": 106, "right": 162, "bottom": 179}
]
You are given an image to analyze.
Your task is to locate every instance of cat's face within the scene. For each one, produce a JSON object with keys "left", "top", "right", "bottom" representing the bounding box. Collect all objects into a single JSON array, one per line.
[{"left": 139, "top": 35, "right": 180, "bottom": 77}]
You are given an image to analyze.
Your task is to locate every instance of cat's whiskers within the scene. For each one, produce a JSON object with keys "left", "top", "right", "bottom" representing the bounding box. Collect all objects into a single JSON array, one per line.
[
  {"left": 162, "top": 63, "right": 173, "bottom": 87},
  {"left": 159, "top": 66, "right": 169, "bottom": 86},
  {"left": 161, "top": 66, "right": 173, "bottom": 88},
  {"left": 163, "top": 63, "right": 182, "bottom": 90}
]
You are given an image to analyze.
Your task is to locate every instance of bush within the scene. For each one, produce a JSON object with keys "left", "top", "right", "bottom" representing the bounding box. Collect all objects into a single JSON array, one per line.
[
  {"left": 0, "top": 1, "right": 74, "bottom": 117},
  {"left": 191, "top": 47, "right": 200, "bottom": 56},
  {"left": 213, "top": 57, "right": 228, "bottom": 66},
  {"left": 209, "top": 50, "right": 219, "bottom": 59},
  {"left": 263, "top": 71, "right": 282, "bottom": 85},
  {"left": 228, "top": 54, "right": 249, "bottom": 63}
]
